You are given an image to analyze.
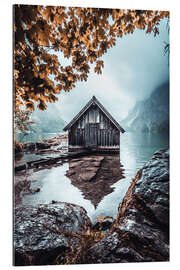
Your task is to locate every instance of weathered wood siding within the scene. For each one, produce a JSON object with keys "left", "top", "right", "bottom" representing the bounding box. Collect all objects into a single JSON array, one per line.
[{"left": 69, "top": 104, "right": 120, "bottom": 148}]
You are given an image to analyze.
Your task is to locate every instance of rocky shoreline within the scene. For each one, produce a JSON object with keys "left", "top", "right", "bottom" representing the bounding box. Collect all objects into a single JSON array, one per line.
[
  {"left": 14, "top": 149, "right": 169, "bottom": 265},
  {"left": 87, "top": 149, "right": 169, "bottom": 263}
]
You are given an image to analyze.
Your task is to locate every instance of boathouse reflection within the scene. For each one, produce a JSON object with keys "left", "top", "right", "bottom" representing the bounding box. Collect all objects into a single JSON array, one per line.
[{"left": 65, "top": 155, "right": 124, "bottom": 208}]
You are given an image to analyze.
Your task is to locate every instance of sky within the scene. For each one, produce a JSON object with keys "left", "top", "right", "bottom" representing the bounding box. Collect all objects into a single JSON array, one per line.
[{"left": 42, "top": 17, "right": 169, "bottom": 123}]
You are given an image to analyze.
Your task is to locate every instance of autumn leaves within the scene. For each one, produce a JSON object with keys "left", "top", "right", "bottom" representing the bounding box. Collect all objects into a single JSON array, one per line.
[{"left": 14, "top": 5, "right": 169, "bottom": 112}]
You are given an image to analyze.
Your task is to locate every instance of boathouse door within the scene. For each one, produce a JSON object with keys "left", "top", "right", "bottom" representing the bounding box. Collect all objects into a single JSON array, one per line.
[{"left": 85, "top": 123, "right": 99, "bottom": 149}]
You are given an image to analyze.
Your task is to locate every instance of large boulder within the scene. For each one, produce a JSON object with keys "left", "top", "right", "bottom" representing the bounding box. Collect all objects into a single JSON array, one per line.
[
  {"left": 87, "top": 149, "right": 169, "bottom": 263},
  {"left": 14, "top": 202, "right": 91, "bottom": 266}
]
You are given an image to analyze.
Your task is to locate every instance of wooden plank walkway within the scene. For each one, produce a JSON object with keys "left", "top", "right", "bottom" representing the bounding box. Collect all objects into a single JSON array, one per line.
[{"left": 14, "top": 151, "right": 89, "bottom": 173}]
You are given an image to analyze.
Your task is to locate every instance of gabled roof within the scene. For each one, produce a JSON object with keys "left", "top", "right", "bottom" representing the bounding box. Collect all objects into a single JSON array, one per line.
[{"left": 63, "top": 95, "right": 125, "bottom": 133}]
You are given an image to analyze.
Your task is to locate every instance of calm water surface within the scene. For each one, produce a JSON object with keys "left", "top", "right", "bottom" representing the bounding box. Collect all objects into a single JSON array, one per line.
[
  {"left": 16, "top": 132, "right": 59, "bottom": 143},
  {"left": 22, "top": 132, "right": 169, "bottom": 222}
]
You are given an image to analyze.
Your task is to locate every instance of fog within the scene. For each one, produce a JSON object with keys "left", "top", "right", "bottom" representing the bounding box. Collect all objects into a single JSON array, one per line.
[{"left": 45, "top": 18, "right": 169, "bottom": 123}]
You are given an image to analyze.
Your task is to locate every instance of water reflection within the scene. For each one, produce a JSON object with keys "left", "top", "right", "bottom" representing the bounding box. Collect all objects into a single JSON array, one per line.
[
  {"left": 21, "top": 155, "right": 125, "bottom": 222},
  {"left": 21, "top": 132, "right": 169, "bottom": 222},
  {"left": 65, "top": 155, "right": 124, "bottom": 209}
]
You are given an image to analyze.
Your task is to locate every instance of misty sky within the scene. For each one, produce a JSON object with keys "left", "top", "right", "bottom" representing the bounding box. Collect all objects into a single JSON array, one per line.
[{"left": 45, "top": 17, "right": 169, "bottom": 123}]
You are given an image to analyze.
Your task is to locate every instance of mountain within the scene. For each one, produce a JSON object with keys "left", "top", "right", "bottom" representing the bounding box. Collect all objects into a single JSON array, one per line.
[
  {"left": 30, "top": 105, "right": 67, "bottom": 133},
  {"left": 121, "top": 82, "right": 169, "bottom": 132}
]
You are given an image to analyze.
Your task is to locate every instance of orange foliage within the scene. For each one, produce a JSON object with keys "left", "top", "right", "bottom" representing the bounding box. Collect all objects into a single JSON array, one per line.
[{"left": 13, "top": 5, "right": 169, "bottom": 111}]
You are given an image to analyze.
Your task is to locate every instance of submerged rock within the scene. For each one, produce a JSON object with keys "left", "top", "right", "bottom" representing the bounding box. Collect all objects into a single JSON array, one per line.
[
  {"left": 87, "top": 149, "right": 169, "bottom": 263},
  {"left": 23, "top": 142, "right": 36, "bottom": 151},
  {"left": 14, "top": 202, "right": 91, "bottom": 266},
  {"left": 30, "top": 187, "right": 41, "bottom": 193},
  {"left": 36, "top": 142, "right": 51, "bottom": 150}
]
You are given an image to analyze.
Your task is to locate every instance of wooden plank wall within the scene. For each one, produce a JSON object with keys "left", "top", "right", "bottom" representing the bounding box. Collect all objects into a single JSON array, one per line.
[{"left": 69, "top": 105, "right": 120, "bottom": 147}]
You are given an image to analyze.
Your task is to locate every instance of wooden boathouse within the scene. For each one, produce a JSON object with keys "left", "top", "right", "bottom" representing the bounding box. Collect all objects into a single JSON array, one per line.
[{"left": 63, "top": 96, "right": 125, "bottom": 153}]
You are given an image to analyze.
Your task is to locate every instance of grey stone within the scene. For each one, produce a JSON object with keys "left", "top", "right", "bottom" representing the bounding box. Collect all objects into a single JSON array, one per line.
[
  {"left": 87, "top": 149, "right": 169, "bottom": 263},
  {"left": 14, "top": 202, "right": 91, "bottom": 265}
]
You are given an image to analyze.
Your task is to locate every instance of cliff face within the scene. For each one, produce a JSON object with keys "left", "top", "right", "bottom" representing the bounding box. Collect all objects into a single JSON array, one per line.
[{"left": 122, "top": 82, "right": 169, "bottom": 132}]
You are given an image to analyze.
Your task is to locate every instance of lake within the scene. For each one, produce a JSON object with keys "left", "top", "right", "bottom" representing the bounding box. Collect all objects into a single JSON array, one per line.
[
  {"left": 21, "top": 132, "right": 169, "bottom": 222},
  {"left": 15, "top": 132, "right": 61, "bottom": 143}
]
